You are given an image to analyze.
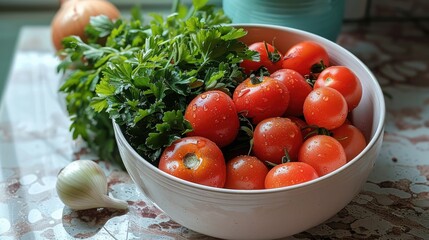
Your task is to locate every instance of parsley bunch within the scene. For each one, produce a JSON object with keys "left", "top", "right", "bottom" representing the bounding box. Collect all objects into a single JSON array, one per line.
[{"left": 57, "top": 0, "right": 257, "bottom": 167}]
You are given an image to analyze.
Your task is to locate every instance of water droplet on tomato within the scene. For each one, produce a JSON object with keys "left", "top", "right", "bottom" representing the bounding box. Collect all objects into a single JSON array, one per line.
[
  {"left": 237, "top": 88, "right": 250, "bottom": 97},
  {"left": 197, "top": 139, "right": 206, "bottom": 148},
  {"left": 262, "top": 98, "right": 268, "bottom": 103},
  {"left": 203, "top": 105, "right": 208, "bottom": 111},
  {"left": 322, "top": 96, "right": 329, "bottom": 101},
  {"left": 201, "top": 94, "right": 207, "bottom": 99},
  {"left": 168, "top": 161, "right": 179, "bottom": 170}
]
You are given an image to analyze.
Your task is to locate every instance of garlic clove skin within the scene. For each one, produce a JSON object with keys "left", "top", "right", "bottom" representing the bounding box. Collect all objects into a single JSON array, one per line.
[{"left": 56, "top": 160, "right": 128, "bottom": 211}]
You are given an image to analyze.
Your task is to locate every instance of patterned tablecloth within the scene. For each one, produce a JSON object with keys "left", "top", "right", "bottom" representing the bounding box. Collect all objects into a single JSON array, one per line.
[{"left": 1, "top": 21, "right": 428, "bottom": 239}]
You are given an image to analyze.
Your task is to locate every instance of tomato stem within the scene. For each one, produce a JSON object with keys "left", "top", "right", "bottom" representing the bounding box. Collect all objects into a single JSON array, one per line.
[
  {"left": 238, "top": 114, "right": 255, "bottom": 155},
  {"left": 264, "top": 41, "right": 281, "bottom": 63},
  {"left": 281, "top": 149, "right": 292, "bottom": 164},
  {"left": 183, "top": 153, "right": 201, "bottom": 169},
  {"left": 248, "top": 138, "right": 254, "bottom": 156},
  {"left": 305, "top": 76, "right": 316, "bottom": 88},
  {"left": 305, "top": 60, "right": 328, "bottom": 86},
  {"left": 264, "top": 161, "right": 277, "bottom": 168},
  {"left": 302, "top": 125, "right": 332, "bottom": 140},
  {"left": 249, "top": 73, "right": 262, "bottom": 85},
  {"left": 311, "top": 60, "right": 327, "bottom": 74}
]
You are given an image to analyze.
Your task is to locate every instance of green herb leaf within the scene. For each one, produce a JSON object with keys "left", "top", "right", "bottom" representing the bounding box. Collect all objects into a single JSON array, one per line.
[
  {"left": 57, "top": 0, "right": 255, "bottom": 167},
  {"left": 86, "top": 15, "right": 116, "bottom": 38},
  {"left": 146, "top": 110, "right": 192, "bottom": 149},
  {"left": 192, "top": 0, "right": 209, "bottom": 10}
]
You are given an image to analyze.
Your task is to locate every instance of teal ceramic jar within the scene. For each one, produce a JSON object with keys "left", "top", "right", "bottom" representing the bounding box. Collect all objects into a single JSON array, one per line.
[{"left": 222, "top": 0, "right": 345, "bottom": 42}]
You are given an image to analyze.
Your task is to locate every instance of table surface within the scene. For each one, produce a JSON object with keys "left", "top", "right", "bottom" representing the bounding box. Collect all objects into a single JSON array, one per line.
[{"left": 1, "top": 21, "right": 429, "bottom": 239}]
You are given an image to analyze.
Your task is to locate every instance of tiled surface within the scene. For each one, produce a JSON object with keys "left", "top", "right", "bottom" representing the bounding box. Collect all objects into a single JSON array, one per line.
[
  {"left": 0, "top": 20, "right": 428, "bottom": 239},
  {"left": 370, "top": 0, "right": 429, "bottom": 18},
  {"left": 338, "top": 21, "right": 429, "bottom": 87}
]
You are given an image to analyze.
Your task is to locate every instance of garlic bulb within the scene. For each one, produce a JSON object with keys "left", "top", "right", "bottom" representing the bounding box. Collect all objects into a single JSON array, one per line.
[{"left": 56, "top": 160, "right": 128, "bottom": 210}]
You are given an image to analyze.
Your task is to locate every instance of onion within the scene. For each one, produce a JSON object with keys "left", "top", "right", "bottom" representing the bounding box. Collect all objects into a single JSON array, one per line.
[{"left": 50, "top": 0, "right": 120, "bottom": 51}]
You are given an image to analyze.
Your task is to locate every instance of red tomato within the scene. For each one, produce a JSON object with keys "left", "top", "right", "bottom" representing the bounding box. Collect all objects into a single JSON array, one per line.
[
  {"left": 287, "top": 116, "right": 307, "bottom": 130},
  {"left": 298, "top": 135, "right": 347, "bottom": 176},
  {"left": 240, "top": 42, "right": 283, "bottom": 75},
  {"left": 233, "top": 76, "right": 290, "bottom": 124},
  {"left": 253, "top": 117, "right": 303, "bottom": 164},
  {"left": 224, "top": 155, "right": 269, "bottom": 190},
  {"left": 265, "top": 162, "right": 319, "bottom": 189},
  {"left": 303, "top": 87, "right": 348, "bottom": 130},
  {"left": 185, "top": 90, "right": 239, "bottom": 147},
  {"left": 270, "top": 68, "right": 312, "bottom": 116},
  {"left": 331, "top": 123, "right": 367, "bottom": 162},
  {"left": 288, "top": 116, "right": 319, "bottom": 140},
  {"left": 282, "top": 41, "right": 330, "bottom": 76},
  {"left": 314, "top": 66, "right": 362, "bottom": 111},
  {"left": 158, "top": 136, "right": 226, "bottom": 188}
]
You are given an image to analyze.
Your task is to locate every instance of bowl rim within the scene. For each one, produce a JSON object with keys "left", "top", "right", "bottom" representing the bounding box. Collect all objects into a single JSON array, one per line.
[{"left": 115, "top": 23, "right": 386, "bottom": 195}]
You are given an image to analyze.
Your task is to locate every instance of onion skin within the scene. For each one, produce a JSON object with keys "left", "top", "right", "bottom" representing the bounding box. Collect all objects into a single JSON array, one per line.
[{"left": 51, "top": 0, "right": 120, "bottom": 51}]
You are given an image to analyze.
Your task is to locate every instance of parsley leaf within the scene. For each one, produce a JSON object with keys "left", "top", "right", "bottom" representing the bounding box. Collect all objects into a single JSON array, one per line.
[{"left": 58, "top": 1, "right": 255, "bottom": 167}]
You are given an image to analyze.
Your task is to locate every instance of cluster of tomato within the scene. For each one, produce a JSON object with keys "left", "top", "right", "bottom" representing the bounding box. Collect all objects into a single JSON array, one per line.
[{"left": 158, "top": 40, "right": 367, "bottom": 190}]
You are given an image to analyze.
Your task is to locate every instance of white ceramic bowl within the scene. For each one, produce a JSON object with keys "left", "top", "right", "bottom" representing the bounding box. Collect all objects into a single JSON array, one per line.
[{"left": 114, "top": 24, "right": 385, "bottom": 240}]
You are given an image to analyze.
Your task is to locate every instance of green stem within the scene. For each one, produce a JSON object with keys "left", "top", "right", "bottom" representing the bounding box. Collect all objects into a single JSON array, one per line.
[
  {"left": 172, "top": 0, "right": 181, "bottom": 13},
  {"left": 250, "top": 73, "right": 263, "bottom": 85}
]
